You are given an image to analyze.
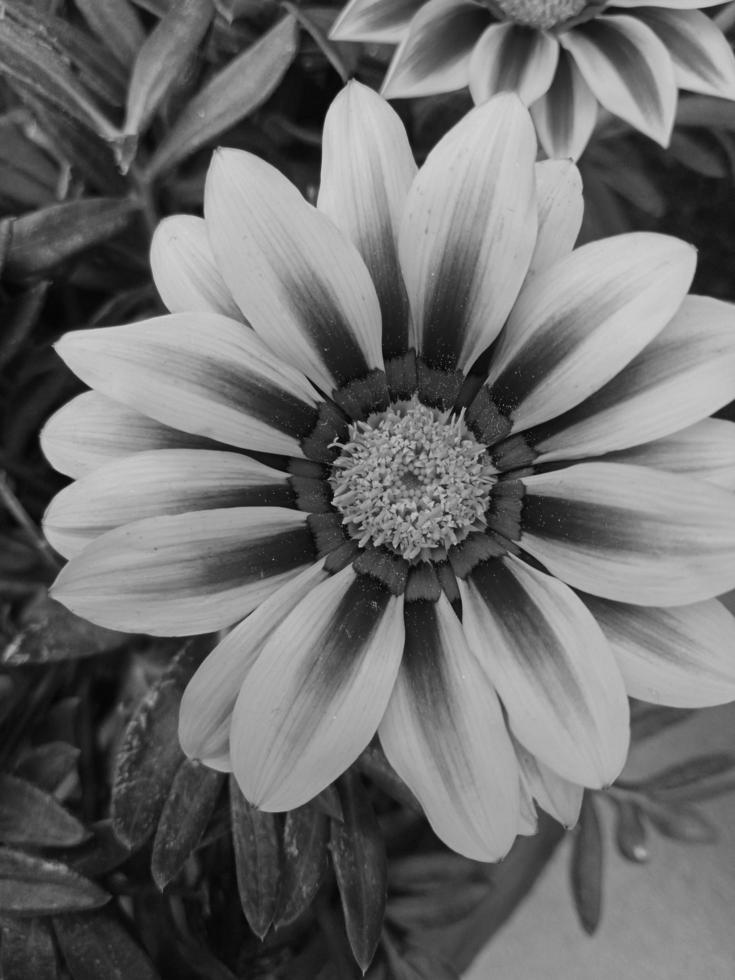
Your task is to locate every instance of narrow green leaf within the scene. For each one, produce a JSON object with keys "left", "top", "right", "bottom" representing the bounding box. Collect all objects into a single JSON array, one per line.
[
  {"left": 0, "top": 282, "right": 49, "bottom": 371},
  {"left": 111, "top": 646, "right": 198, "bottom": 849},
  {"left": 644, "top": 753, "right": 735, "bottom": 794},
  {"left": 0, "top": 916, "right": 58, "bottom": 980},
  {"left": 629, "top": 703, "right": 694, "bottom": 743},
  {"left": 641, "top": 800, "right": 719, "bottom": 844},
  {"left": 387, "top": 882, "right": 490, "bottom": 933},
  {"left": 0, "top": 774, "right": 88, "bottom": 848},
  {"left": 5, "top": 199, "right": 137, "bottom": 281},
  {"left": 230, "top": 777, "right": 280, "bottom": 939},
  {"left": 151, "top": 759, "right": 224, "bottom": 890},
  {"left": 14, "top": 742, "right": 80, "bottom": 795},
  {"left": 124, "top": 0, "right": 214, "bottom": 139},
  {"left": 274, "top": 802, "right": 328, "bottom": 928},
  {"left": 0, "top": 847, "right": 109, "bottom": 915},
  {"left": 570, "top": 795, "right": 603, "bottom": 936},
  {"left": 74, "top": 0, "right": 145, "bottom": 68},
  {"left": 384, "top": 940, "right": 460, "bottom": 980},
  {"left": 53, "top": 911, "right": 160, "bottom": 980},
  {"left": 146, "top": 13, "right": 298, "bottom": 178},
  {"left": 329, "top": 770, "right": 387, "bottom": 973},
  {"left": 612, "top": 800, "right": 648, "bottom": 863}
]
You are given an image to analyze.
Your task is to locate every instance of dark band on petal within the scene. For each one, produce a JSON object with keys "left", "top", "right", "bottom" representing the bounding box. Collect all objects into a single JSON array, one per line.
[
  {"left": 333, "top": 369, "right": 390, "bottom": 420},
  {"left": 491, "top": 433, "right": 537, "bottom": 472},
  {"left": 353, "top": 545, "right": 409, "bottom": 596},
  {"left": 308, "top": 512, "right": 353, "bottom": 557},
  {"left": 186, "top": 525, "right": 316, "bottom": 593},
  {"left": 301, "top": 401, "right": 350, "bottom": 464},
  {"left": 486, "top": 479, "right": 524, "bottom": 542},
  {"left": 436, "top": 561, "right": 460, "bottom": 606},
  {"left": 466, "top": 387, "right": 513, "bottom": 446},
  {"left": 405, "top": 563, "right": 441, "bottom": 603},
  {"left": 521, "top": 494, "right": 643, "bottom": 549},
  {"left": 417, "top": 360, "right": 465, "bottom": 411},
  {"left": 291, "top": 477, "right": 334, "bottom": 514},
  {"left": 449, "top": 532, "right": 508, "bottom": 580},
  {"left": 385, "top": 350, "right": 418, "bottom": 400}
]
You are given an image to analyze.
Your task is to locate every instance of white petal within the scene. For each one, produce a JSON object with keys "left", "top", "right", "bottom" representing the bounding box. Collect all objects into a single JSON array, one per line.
[
  {"left": 517, "top": 745, "right": 583, "bottom": 828},
  {"left": 399, "top": 93, "right": 537, "bottom": 372},
  {"left": 530, "top": 50, "right": 598, "bottom": 160},
  {"left": 460, "top": 556, "right": 629, "bottom": 787},
  {"left": 50, "top": 507, "right": 314, "bottom": 635},
  {"left": 179, "top": 561, "right": 328, "bottom": 766},
  {"left": 318, "top": 82, "right": 416, "bottom": 358},
  {"left": 230, "top": 566, "right": 404, "bottom": 811},
  {"left": 330, "top": 0, "right": 424, "bottom": 44},
  {"left": 43, "top": 450, "right": 291, "bottom": 559},
  {"left": 583, "top": 595, "right": 735, "bottom": 708},
  {"left": 54, "top": 314, "right": 321, "bottom": 458},
  {"left": 380, "top": 595, "right": 520, "bottom": 861},
  {"left": 527, "top": 159, "right": 583, "bottom": 278},
  {"left": 149, "top": 215, "right": 241, "bottom": 318},
  {"left": 205, "top": 148, "right": 383, "bottom": 395},
  {"left": 533, "top": 295, "right": 735, "bottom": 463},
  {"left": 381, "top": 0, "right": 490, "bottom": 98},
  {"left": 469, "top": 23, "right": 558, "bottom": 106},
  {"left": 561, "top": 16, "right": 677, "bottom": 146},
  {"left": 521, "top": 462, "right": 735, "bottom": 605},
  {"left": 484, "top": 233, "right": 696, "bottom": 432}
]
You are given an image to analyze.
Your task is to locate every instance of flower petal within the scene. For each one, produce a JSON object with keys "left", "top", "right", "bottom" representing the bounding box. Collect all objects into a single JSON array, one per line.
[
  {"left": 205, "top": 148, "right": 383, "bottom": 394},
  {"left": 527, "top": 159, "right": 583, "bottom": 277},
  {"left": 399, "top": 93, "right": 537, "bottom": 372},
  {"left": 532, "top": 295, "right": 735, "bottom": 463},
  {"left": 230, "top": 566, "right": 404, "bottom": 811},
  {"left": 50, "top": 507, "right": 315, "bottom": 635},
  {"left": 530, "top": 49, "right": 598, "bottom": 160},
  {"left": 609, "top": 0, "right": 723, "bottom": 9},
  {"left": 484, "top": 233, "right": 696, "bottom": 432},
  {"left": 381, "top": 0, "right": 491, "bottom": 99},
  {"left": 468, "top": 24, "right": 559, "bottom": 106},
  {"left": 40, "top": 392, "right": 221, "bottom": 479},
  {"left": 582, "top": 595, "right": 735, "bottom": 708},
  {"left": 561, "top": 15, "right": 676, "bottom": 146},
  {"left": 318, "top": 81, "right": 416, "bottom": 358},
  {"left": 635, "top": 9, "right": 735, "bottom": 101},
  {"left": 460, "top": 556, "right": 629, "bottom": 787},
  {"left": 604, "top": 418, "right": 735, "bottom": 490},
  {"left": 521, "top": 462, "right": 735, "bottom": 605},
  {"left": 179, "top": 560, "right": 328, "bottom": 768},
  {"left": 43, "top": 450, "right": 292, "bottom": 559},
  {"left": 516, "top": 745, "right": 583, "bottom": 828},
  {"left": 149, "top": 215, "right": 241, "bottom": 318},
  {"left": 54, "top": 314, "right": 321, "bottom": 457},
  {"left": 379, "top": 595, "right": 520, "bottom": 861},
  {"left": 330, "top": 0, "right": 424, "bottom": 43}
]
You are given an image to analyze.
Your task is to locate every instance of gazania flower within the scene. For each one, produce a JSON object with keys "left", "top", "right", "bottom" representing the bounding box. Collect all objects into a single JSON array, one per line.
[
  {"left": 331, "top": 0, "right": 735, "bottom": 159},
  {"left": 42, "top": 85, "right": 735, "bottom": 861}
]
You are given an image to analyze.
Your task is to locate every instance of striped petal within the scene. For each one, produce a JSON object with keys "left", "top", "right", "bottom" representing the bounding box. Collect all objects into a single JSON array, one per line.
[
  {"left": 532, "top": 295, "right": 735, "bottom": 463},
  {"left": 41, "top": 392, "right": 222, "bottom": 479},
  {"left": 468, "top": 24, "right": 559, "bottom": 106},
  {"left": 205, "top": 149, "right": 383, "bottom": 394},
  {"left": 43, "top": 450, "right": 292, "bottom": 559},
  {"left": 179, "top": 560, "right": 328, "bottom": 768},
  {"left": 460, "top": 557, "right": 629, "bottom": 787},
  {"left": 230, "top": 566, "right": 404, "bottom": 811},
  {"left": 399, "top": 93, "right": 537, "bottom": 372},
  {"left": 610, "top": 0, "right": 724, "bottom": 8},
  {"left": 149, "top": 215, "right": 241, "bottom": 319},
  {"left": 583, "top": 595, "right": 735, "bottom": 708},
  {"left": 50, "top": 508, "right": 315, "bottom": 635},
  {"left": 561, "top": 16, "right": 677, "bottom": 146},
  {"left": 318, "top": 82, "right": 416, "bottom": 358},
  {"left": 54, "top": 314, "right": 321, "bottom": 458},
  {"left": 330, "top": 0, "right": 424, "bottom": 43},
  {"left": 530, "top": 50, "right": 598, "bottom": 160},
  {"left": 521, "top": 462, "right": 735, "bottom": 605},
  {"left": 527, "top": 159, "right": 583, "bottom": 277},
  {"left": 381, "top": 0, "right": 491, "bottom": 99},
  {"left": 635, "top": 9, "right": 735, "bottom": 101},
  {"left": 604, "top": 419, "right": 735, "bottom": 490},
  {"left": 484, "top": 233, "right": 696, "bottom": 432},
  {"left": 380, "top": 596, "right": 520, "bottom": 862},
  {"left": 516, "top": 745, "right": 584, "bottom": 828}
]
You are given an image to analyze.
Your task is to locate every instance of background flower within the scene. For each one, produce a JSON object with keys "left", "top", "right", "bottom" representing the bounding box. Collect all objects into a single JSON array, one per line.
[
  {"left": 331, "top": 0, "right": 735, "bottom": 158},
  {"left": 42, "top": 85, "right": 735, "bottom": 863}
]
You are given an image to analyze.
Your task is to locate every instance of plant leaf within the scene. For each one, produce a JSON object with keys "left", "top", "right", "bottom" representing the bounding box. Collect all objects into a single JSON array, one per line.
[
  {"left": 0, "top": 774, "right": 88, "bottom": 847},
  {"left": 229, "top": 777, "right": 280, "bottom": 939},
  {"left": 329, "top": 770, "right": 387, "bottom": 973},
  {"left": 644, "top": 753, "right": 735, "bottom": 795},
  {"left": 146, "top": 13, "right": 298, "bottom": 178},
  {"left": 641, "top": 800, "right": 719, "bottom": 844},
  {"left": 612, "top": 800, "right": 648, "bottom": 863},
  {"left": 151, "top": 759, "right": 224, "bottom": 890},
  {"left": 74, "top": 0, "right": 145, "bottom": 69},
  {"left": 53, "top": 911, "right": 160, "bottom": 980},
  {"left": 0, "top": 847, "right": 109, "bottom": 916},
  {"left": 14, "top": 742, "right": 80, "bottom": 795},
  {"left": 569, "top": 794, "right": 603, "bottom": 935},
  {"left": 0, "top": 916, "right": 58, "bottom": 980},
  {"left": 274, "top": 801, "right": 328, "bottom": 928}
]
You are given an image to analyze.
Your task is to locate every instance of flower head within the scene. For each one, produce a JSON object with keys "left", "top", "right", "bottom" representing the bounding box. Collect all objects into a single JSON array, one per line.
[
  {"left": 43, "top": 85, "right": 735, "bottom": 860},
  {"left": 331, "top": 0, "right": 735, "bottom": 158}
]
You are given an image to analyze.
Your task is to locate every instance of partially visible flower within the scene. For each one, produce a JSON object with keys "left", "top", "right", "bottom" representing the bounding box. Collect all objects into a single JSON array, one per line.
[
  {"left": 331, "top": 0, "right": 735, "bottom": 158},
  {"left": 42, "top": 85, "right": 735, "bottom": 861}
]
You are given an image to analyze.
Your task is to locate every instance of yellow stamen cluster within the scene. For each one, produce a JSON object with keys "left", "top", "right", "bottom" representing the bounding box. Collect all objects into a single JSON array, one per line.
[
  {"left": 330, "top": 397, "right": 497, "bottom": 561},
  {"left": 494, "top": 0, "right": 587, "bottom": 29}
]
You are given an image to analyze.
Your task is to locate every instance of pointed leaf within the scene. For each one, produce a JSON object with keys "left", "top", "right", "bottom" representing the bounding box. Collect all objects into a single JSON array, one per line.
[
  {"left": 641, "top": 800, "right": 718, "bottom": 844},
  {"left": 329, "top": 770, "right": 386, "bottom": 973},
  {"left": 0, "top": 848, "right": 109, "bottom": 915},
  {"left": 643, "top": 753, "right": 735, "bottom": 796},
  {"left": 0, "top": 774, "right": 88, "bottom": 848},
  {"left": 74, "top": 0, "right": 145, "bottom": 68},
  {"left": 275, "top": 802, "right": 329, "bottom": 928},
  {"left": 230, "top": 777, "right": 281, "bottom": 939},
  {"left": 53, "top": 912, "right": 160, "bottom": 980},
  {"left": 13, "top": 742, "right": 80, "bottom": 795},
  {"left": 0, "top": 916, "right": 58, "bottom": 980},
  {"left": 151, "top": 760, "right": 224, "bottom": 890},
  {"left": 570, "top": 795, "right": 603, "bottom": 935}
]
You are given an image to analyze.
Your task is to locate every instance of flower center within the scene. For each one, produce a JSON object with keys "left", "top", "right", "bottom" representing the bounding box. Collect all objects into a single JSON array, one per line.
[
  {"left": 329, "top": 396, "right": 497, "bottom": 561},
  {"left": 493, "top": 0, "right": 587, "bottom": 29}
]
